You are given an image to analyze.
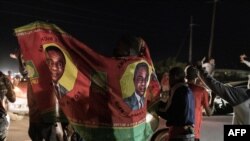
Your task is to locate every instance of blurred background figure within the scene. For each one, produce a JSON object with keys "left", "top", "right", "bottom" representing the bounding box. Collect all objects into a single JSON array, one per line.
[
  {"left": 185, "top": 65, "right": 212, "bottom": 141},
  {"left": 7, "top": 70, "right": 13, "bottom": 84},
  {"left": 158, "top": 67, "right": 195, "bottom": 141},
  {"left": 0, "top": 70, "right": 16, "bottom": 141},
  {"left": 7, "top": 74, "right": 27, "bottom": 121},
  {"left": 202, "top": 58, "right": 215, "bottom": 77},
  {"left": 160, "top": 72, "right": 170, "bottom": 103},
  {"left": 197, "top": 59, "right": 250, "bottom": 125},
  {"left": 240, "top": 54, "right": 250, "bottom": 67},
  {"left": 201, "top": 57, "right": 216, "bottom": 112},
  {"left": 112, "top": 34, "right": 142, "bottom": 57},
  {"left": 240, "top": 54, "right": 250, "bottom": 89},
  {"left": 12, "top": 75, "right": 21, "bottom": 87}
]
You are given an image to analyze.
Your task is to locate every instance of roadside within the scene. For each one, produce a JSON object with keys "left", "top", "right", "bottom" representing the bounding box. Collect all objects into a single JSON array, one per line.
[{"left": 7, "top": 114, "right": 30, "bottom": 141}]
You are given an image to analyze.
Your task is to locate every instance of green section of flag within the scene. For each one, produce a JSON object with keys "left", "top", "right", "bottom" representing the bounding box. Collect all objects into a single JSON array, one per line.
[
  {"left": 14, "top": 20, "right": 66, "bottom": 34},
  {"left": 25, "top": 60, "right": 39, "bottom": 79},
  {"left": 72, "top": 122, "right": 153, "bottom": 141},
  {"left": 41, "top": 109, "right": 68, "bottom": 123}
]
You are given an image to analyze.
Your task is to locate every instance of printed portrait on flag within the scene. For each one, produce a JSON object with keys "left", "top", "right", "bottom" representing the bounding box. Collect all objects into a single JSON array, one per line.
[
  {"left": 15, "top": 21, "right": 161, "bottom": 141},
  {"left": 43, "top": 43, "right": 78, "bottom": 98},
  {"left": 121, "top": 61, "right": 150, "bottom": 110}
]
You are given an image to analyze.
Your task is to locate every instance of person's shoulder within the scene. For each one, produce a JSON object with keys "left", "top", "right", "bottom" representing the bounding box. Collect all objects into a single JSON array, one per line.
[
  {"left": 196, "top": 84, "right": 208, "bottom": 92},
  {"left": 190, "top": 84, "right": 209, "bottom": 94},
  {"left": 175, "top": 83, "right": 190, "bottom": 93},
  {"left": 189, "top": 83, "right": 205, "bottom": 90},
  {"left": 124, "top": 93, "right": 138, "bottom": 107},
  {"left": 174, "top": 85, "right": 194, "bottom": 99},
  {"left": 0, "top": 71, "right": 5, "bottom": 77}
]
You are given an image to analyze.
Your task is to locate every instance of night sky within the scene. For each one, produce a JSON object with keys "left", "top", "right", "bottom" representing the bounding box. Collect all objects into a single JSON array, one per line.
[{"left": 1, "top": 0, "right": 250, "bottom": 74}]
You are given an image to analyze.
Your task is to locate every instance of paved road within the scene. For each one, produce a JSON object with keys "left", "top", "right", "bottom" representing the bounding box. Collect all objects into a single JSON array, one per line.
[
  {"left": 7, "top": 114, "right": 233, "bottom": 141},
  {"left": 201, "top": 115, "right": 232, "bottom": 141},
  {"left": 7, "top": 115, "right": 30, "bottom": 141}
]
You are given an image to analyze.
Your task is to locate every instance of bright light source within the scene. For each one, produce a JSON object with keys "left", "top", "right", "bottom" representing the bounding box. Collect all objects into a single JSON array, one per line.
[{"left": 146, "top": 113, "right": 153, "bottom": 122}]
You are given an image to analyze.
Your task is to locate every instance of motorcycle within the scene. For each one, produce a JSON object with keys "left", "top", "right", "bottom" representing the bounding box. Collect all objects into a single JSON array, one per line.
[{"left": 146, "top": 98, "right": 169, "bottom": 141}]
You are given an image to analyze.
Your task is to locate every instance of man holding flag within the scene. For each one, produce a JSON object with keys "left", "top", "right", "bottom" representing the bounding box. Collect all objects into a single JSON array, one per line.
[{"left": 14, "top": 21, "right": 161, "bottom": 141}]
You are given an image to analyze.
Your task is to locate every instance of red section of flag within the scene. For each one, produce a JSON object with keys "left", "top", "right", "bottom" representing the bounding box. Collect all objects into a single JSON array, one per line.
[{"left": 15, "top": 21, "right": 160, "bottom": 128}]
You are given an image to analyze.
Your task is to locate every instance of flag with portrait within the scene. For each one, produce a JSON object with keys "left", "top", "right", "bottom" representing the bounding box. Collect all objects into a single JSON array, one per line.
[{"left": 15, "top": 21, "right": 160, "bottom": 141}]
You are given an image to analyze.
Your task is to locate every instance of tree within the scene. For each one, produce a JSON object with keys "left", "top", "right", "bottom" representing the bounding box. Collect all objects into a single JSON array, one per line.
[{"left": 154, "top": 57, "right": 187, "bottom": 80}]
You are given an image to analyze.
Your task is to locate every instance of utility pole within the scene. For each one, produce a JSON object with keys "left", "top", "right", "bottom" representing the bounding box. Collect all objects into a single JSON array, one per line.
[
  {"left": 189, "top": 16, "right": 194, "bottom": 63},
  {"left": 208, "top": 0, "right": 218, "bottom": 59}
]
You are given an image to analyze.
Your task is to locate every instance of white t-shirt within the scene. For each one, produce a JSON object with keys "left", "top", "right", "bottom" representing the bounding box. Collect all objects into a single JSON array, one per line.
[{"left": 233, "top": 98, "right": 250, "bottom": 124}]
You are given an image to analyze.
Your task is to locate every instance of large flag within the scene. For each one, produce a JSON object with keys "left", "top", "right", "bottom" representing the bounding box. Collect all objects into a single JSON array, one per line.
[{"left": 15, "top": 21, "right": 161, "bottom": 141}]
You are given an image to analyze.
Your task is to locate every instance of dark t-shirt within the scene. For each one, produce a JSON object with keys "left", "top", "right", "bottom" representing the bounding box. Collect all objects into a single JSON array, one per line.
[{"left": 166, "top": 85, "right": 195, "bottom": 126}]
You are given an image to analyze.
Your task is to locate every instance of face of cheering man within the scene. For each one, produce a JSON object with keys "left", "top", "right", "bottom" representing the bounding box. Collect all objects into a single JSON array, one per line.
[{"left": 46, "top": 47, "right": 66, "bottom": 83}]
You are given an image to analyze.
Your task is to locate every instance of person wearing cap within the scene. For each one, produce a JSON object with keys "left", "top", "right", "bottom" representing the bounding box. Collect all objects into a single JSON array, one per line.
[{"left": 185, "top": 65, "right": 212, "bottom": 141}]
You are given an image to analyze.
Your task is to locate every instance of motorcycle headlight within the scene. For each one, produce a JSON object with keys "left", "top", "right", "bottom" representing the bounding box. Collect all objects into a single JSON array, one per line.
[{"left": 146, "top": 112, "right": 159, "bottom": 132}]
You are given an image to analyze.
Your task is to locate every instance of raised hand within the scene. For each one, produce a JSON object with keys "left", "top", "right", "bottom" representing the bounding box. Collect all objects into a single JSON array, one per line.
[{"left": 240, "top": 54, "right": 247, "bottom": 62}]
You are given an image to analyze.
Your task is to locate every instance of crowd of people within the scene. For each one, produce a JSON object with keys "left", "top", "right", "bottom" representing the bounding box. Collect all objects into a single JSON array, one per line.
[
  {"left": 1, "top": 32, "right": 250, "bottom": 141},
  {"left": 156, "top": 55, "right": 250, "bottom": 141}
]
